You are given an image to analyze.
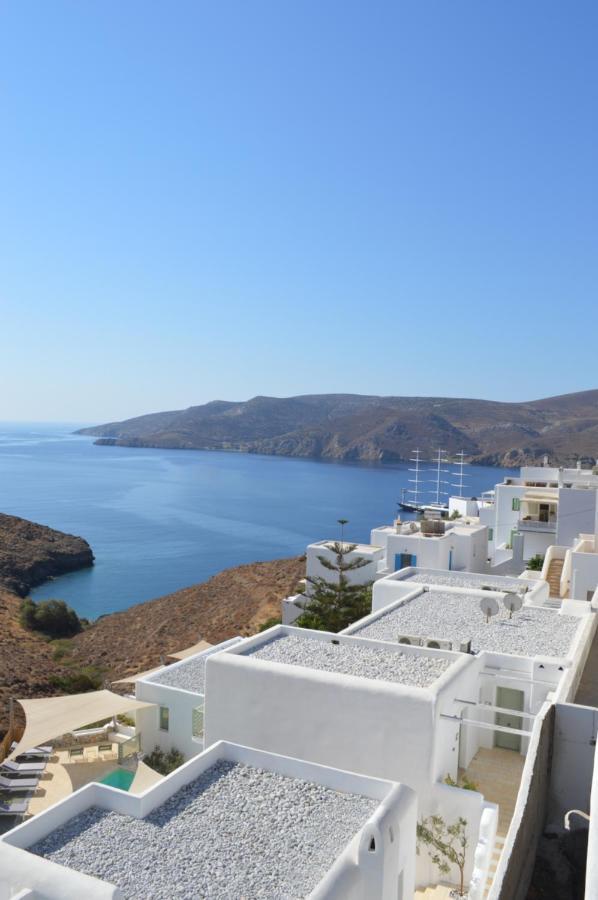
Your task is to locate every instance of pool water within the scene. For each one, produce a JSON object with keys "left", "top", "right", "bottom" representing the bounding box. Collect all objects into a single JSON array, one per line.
[{"left": 100, "top": 768, "right": 135, "bottom": 791}]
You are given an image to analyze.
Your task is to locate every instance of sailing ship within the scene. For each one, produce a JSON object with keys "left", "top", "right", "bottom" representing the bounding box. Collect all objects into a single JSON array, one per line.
[{"left": 399, "top": 449, "right": 470, "bottom": 516}]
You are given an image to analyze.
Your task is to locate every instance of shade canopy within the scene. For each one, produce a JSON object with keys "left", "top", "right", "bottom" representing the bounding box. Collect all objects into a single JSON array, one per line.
[
  {"left": 8, "top": 690, "right": 155, "bottom": 762},
  {"left": 129, "top": 759, "right": 164, "bottom": 794},
  {"left": 168, "top": 640, "right": 212, "bottom": 661},
  {"left": 111, "top": 665, "right": 165, "bottom": 684}
]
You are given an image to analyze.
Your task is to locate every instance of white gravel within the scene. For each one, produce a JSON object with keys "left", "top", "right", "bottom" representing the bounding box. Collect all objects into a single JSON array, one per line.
[
  {"left": 400, "top": 570, "right": 527, "bottom": 592},
  {"left": 354, "top": 590, "right": 581, "bottom": 657},
  {"left": 31, "top": 761, "right": 377, "bottom": 899},
  {"left": 246, "top": 634, "right": 451, "bottom": 687},
  {"left": 149, "top": 655, "right": 207, "bottom": 694}
]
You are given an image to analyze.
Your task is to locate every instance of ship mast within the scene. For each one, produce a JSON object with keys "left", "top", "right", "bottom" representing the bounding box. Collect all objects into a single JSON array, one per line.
[
  {"left": 406, "top": 449, "right": 423, "bottom": 507},
  {"left": 429, "top": 449, "right": 450, "bottom": 506},
  {"left": 451, "top": 450, "right": 469, "bottom": 498}
]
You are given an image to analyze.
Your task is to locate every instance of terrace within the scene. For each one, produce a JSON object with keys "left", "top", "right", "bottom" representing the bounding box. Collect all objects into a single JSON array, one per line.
[{"left": 0, "top": 692, "right": 151, "bottom": 827}]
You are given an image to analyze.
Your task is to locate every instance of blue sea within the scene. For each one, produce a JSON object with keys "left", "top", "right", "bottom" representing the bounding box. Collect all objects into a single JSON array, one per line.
[{"left": 0, "top": 424, "right": 515, "bottom": 620}]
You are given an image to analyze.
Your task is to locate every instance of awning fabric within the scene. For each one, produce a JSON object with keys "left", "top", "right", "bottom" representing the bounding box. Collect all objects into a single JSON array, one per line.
[
  {"left": 129, "top": 759, "right": 164, "bottom": 794},
  {"left": 167, "top": 640, "right": 212, "bottom": 661},
  {"left": 111, "top": 665, "right": 165, "bottom": 684},
  {"left": 8, "top": 690, "right": 155, "bottom": 762}
]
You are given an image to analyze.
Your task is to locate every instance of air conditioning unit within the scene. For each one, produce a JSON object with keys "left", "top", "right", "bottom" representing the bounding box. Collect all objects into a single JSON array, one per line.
[
  {"left": 424, "top": 637, "right": 453, "bottom": 651},
  {"left": 397, "top": 634, "right": 423, "bottom": 646},
  {"left": 457, "top": 640, "right": 472, "bottom": 654}
]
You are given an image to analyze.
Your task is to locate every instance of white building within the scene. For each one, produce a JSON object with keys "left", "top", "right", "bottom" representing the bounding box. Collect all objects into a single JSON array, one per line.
[
  {"left": 134, "top": 637, "right": 243, "bottom": 760},
  {"left": 282, "top": 515, "right": 488, "bottom": 624},
  {"left": 201, "top": 564, "right": 595, "bottom": 897},
  {"left": 0, "top": 740, "right": 416, "bottom": 900},
  {"left": 484, "top": 463, "right": 598, "bottom": 566},
  {"left": 4, "top": 461, "right": 598, "bottom": 899}
]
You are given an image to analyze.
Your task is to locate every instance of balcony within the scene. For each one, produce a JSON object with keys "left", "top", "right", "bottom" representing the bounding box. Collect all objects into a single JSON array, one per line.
[{"left": 518, "top": 517, "right": 557, "bottom": 532}]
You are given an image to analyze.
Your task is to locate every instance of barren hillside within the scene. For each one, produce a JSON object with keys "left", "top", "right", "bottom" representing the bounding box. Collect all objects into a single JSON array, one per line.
[{"left": 78, "top": 389, "right": 598, "bottom": 466}]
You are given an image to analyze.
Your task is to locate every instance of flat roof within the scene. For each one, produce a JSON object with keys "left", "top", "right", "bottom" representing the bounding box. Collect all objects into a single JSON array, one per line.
[
  {"left": 30, "top": 761, "right": 378, "bottom": 899},
  {"left": 398, "top": 569, "right": 528, "bottom": 592},
  {"left": 148, "top": 653, "right": 208, "bottom": 694},
  {"left": 353, "top": 591, "right": 581, "bottom": 658},
  {"left": 244, "top": 633, "right": 452, "bottom": 687}
]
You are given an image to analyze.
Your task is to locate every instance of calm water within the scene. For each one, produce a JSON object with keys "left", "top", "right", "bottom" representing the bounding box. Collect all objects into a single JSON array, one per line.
[{"left": 0, "top": 424, "right": 515, "bottom": 619}]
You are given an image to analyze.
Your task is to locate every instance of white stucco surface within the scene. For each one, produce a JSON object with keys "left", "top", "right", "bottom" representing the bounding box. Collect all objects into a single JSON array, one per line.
[
  {"left": 245, "top": 633, "right": 451, "bottom": 687},
  {"left": 353, "top": 591, "right": 581, "bottom": 657}
]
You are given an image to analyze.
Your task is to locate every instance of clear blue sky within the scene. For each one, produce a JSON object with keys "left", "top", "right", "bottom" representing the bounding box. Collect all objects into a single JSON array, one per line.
[{"left": 1, "top": 2, "right": 597, "bottom": 423}]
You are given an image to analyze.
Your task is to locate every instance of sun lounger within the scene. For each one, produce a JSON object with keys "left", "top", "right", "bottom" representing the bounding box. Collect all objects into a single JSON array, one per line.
[
  {"left": 0, "top": 798, "right": 29, "bottom": 815},
  {"left": 0, "top": 774, "right": 39, "bottom": 791},
  {"left": 10, "top": 742, "right": 52, "bottom": 758},
  {"left": 0, "top": 759, "right": 46, "bottom": 775}
]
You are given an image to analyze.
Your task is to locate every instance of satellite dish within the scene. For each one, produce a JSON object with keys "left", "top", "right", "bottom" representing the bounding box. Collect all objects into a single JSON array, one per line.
[
  {"left": 479, "top": 596, "right": 499, "bottom": 623},
  {"left": 503, "top": 593, "right": 523, "bottom": 619}
]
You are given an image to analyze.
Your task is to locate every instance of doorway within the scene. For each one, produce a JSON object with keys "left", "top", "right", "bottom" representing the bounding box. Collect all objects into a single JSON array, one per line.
[
  {"left": 494, "top": 687, "right": 524, "bottom": 752},
  {"left": 539, "top": 504, "right": 550, "bottom": 523}
]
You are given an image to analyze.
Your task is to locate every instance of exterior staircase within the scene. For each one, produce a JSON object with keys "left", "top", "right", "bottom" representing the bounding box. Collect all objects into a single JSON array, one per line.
[
  {"left": 483, "top": 834, "right": 505, "bottom": 898},
  {"left": 546, "top": 558, "right": 564, "bottom": 598},
  {"left": 415, "top": 886, "right": 454, "bottom": 898}
]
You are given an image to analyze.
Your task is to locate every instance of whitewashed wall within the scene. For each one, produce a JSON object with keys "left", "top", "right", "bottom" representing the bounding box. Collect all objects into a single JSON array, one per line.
[
  {"left": 557, "top": 488, "right": 597, "bottom": 548},
  {"left": 0, "top": 741, "right": 417, "bottom": 900}
]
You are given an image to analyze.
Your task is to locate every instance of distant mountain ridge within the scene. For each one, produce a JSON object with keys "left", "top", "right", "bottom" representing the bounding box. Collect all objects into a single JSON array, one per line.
[{"left": 77, "top": 389, "right": 598, "bottom": 467}]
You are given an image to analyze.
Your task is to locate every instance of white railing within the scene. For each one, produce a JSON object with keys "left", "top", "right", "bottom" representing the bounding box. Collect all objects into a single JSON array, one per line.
[
  {"left": 468, "top": 802, "right": 499, "bottom": 900},
  {"left": 518, "top": 518, "right": 557, "bottom": 532}
]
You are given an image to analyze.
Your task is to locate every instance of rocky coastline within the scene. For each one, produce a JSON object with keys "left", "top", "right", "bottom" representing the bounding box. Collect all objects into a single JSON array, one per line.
[{"left": 0, "top": 513, "right": 94, "bottom": 597}]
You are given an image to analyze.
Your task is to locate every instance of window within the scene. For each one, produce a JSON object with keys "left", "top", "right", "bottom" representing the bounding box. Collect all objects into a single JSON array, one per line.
[
  {"left": 192, "top": 704, "right": 204, "bottom": 739},
  {"left": 159, "top": 706, "right": 169, "bottom": 732},
  {"left": 512, "top": 498, "right": 520, "bottom": 511},
  {"left": 488, "top": 528, "right": 494, "bottom": 542}
]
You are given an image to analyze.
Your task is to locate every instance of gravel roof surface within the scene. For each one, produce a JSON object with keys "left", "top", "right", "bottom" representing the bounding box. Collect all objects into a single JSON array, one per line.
[
  {"left": 246, "top": 634, "right": 451, "bottom": 687},
  {"left": 401, "top": 570, "right": 527, "bottom": 592},
  {"left": 31, "top": 761, "right": 377, "bottom": 899},
  {"left": 354, "top": 591, "right": 580, "bottom": 657},
  {"left": 149, "top": 654, "right": 208, "bottom": 694}
]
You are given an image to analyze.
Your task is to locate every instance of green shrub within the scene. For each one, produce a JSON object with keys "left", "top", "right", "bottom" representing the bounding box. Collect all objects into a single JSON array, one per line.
[
  {"left": 117, "top": 713, "right": 135, "bottom": 727},
  {"left": 51, "top": 638, "right": 74, "bottom": 661},
  {"left": 258, "top": 616, "right": 282, "bottom": 632},
  {"left": 80, "top": 717, "right": 112, "bottom": 729},
  {"left": 527, "top": 554, "right": 545, "bottom": 572},
  {"left": 444, "top": 773, "right": 479, "bottom": 792},
  {"left": 20, "top": 598, "right": 83, "bottom": 638},
  {"left": 49, "top": 665, "right": 103, "bottom": 694},
  {"left": 144, "top": 746, "right": 184, "bottom": 776}
]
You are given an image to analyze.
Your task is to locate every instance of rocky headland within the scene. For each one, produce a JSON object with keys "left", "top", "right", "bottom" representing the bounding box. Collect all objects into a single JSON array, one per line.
[
  {"left": 77, "top": 389, "right": 598, "bottom": 467},
  {"left": 0, "top": 513, "right": 94, "bottom": 597}
]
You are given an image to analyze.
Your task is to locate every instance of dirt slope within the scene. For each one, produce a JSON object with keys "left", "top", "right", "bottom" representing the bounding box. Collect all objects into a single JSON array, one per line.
[
  {"left": 71, "top": 556, "right": 304, "bottom": 678},
  {"left": 0, "top": 555, "right": 303, "bottom": 733}
]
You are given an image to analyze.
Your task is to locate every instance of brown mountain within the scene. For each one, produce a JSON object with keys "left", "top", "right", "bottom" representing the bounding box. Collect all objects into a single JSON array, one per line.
[{"left": 77, "top": 390, "right": 598, "bottom": 467}]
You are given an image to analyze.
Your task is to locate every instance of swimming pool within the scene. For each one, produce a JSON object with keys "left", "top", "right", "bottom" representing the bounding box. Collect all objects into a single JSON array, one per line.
[{"left": 100, "top": 768, "right": 135, "bottom": 791}]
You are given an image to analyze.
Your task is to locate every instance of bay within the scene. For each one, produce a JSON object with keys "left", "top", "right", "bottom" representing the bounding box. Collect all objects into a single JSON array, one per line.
[{"left": 0, "top": 423, "right": 515, "bottom": 619}]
